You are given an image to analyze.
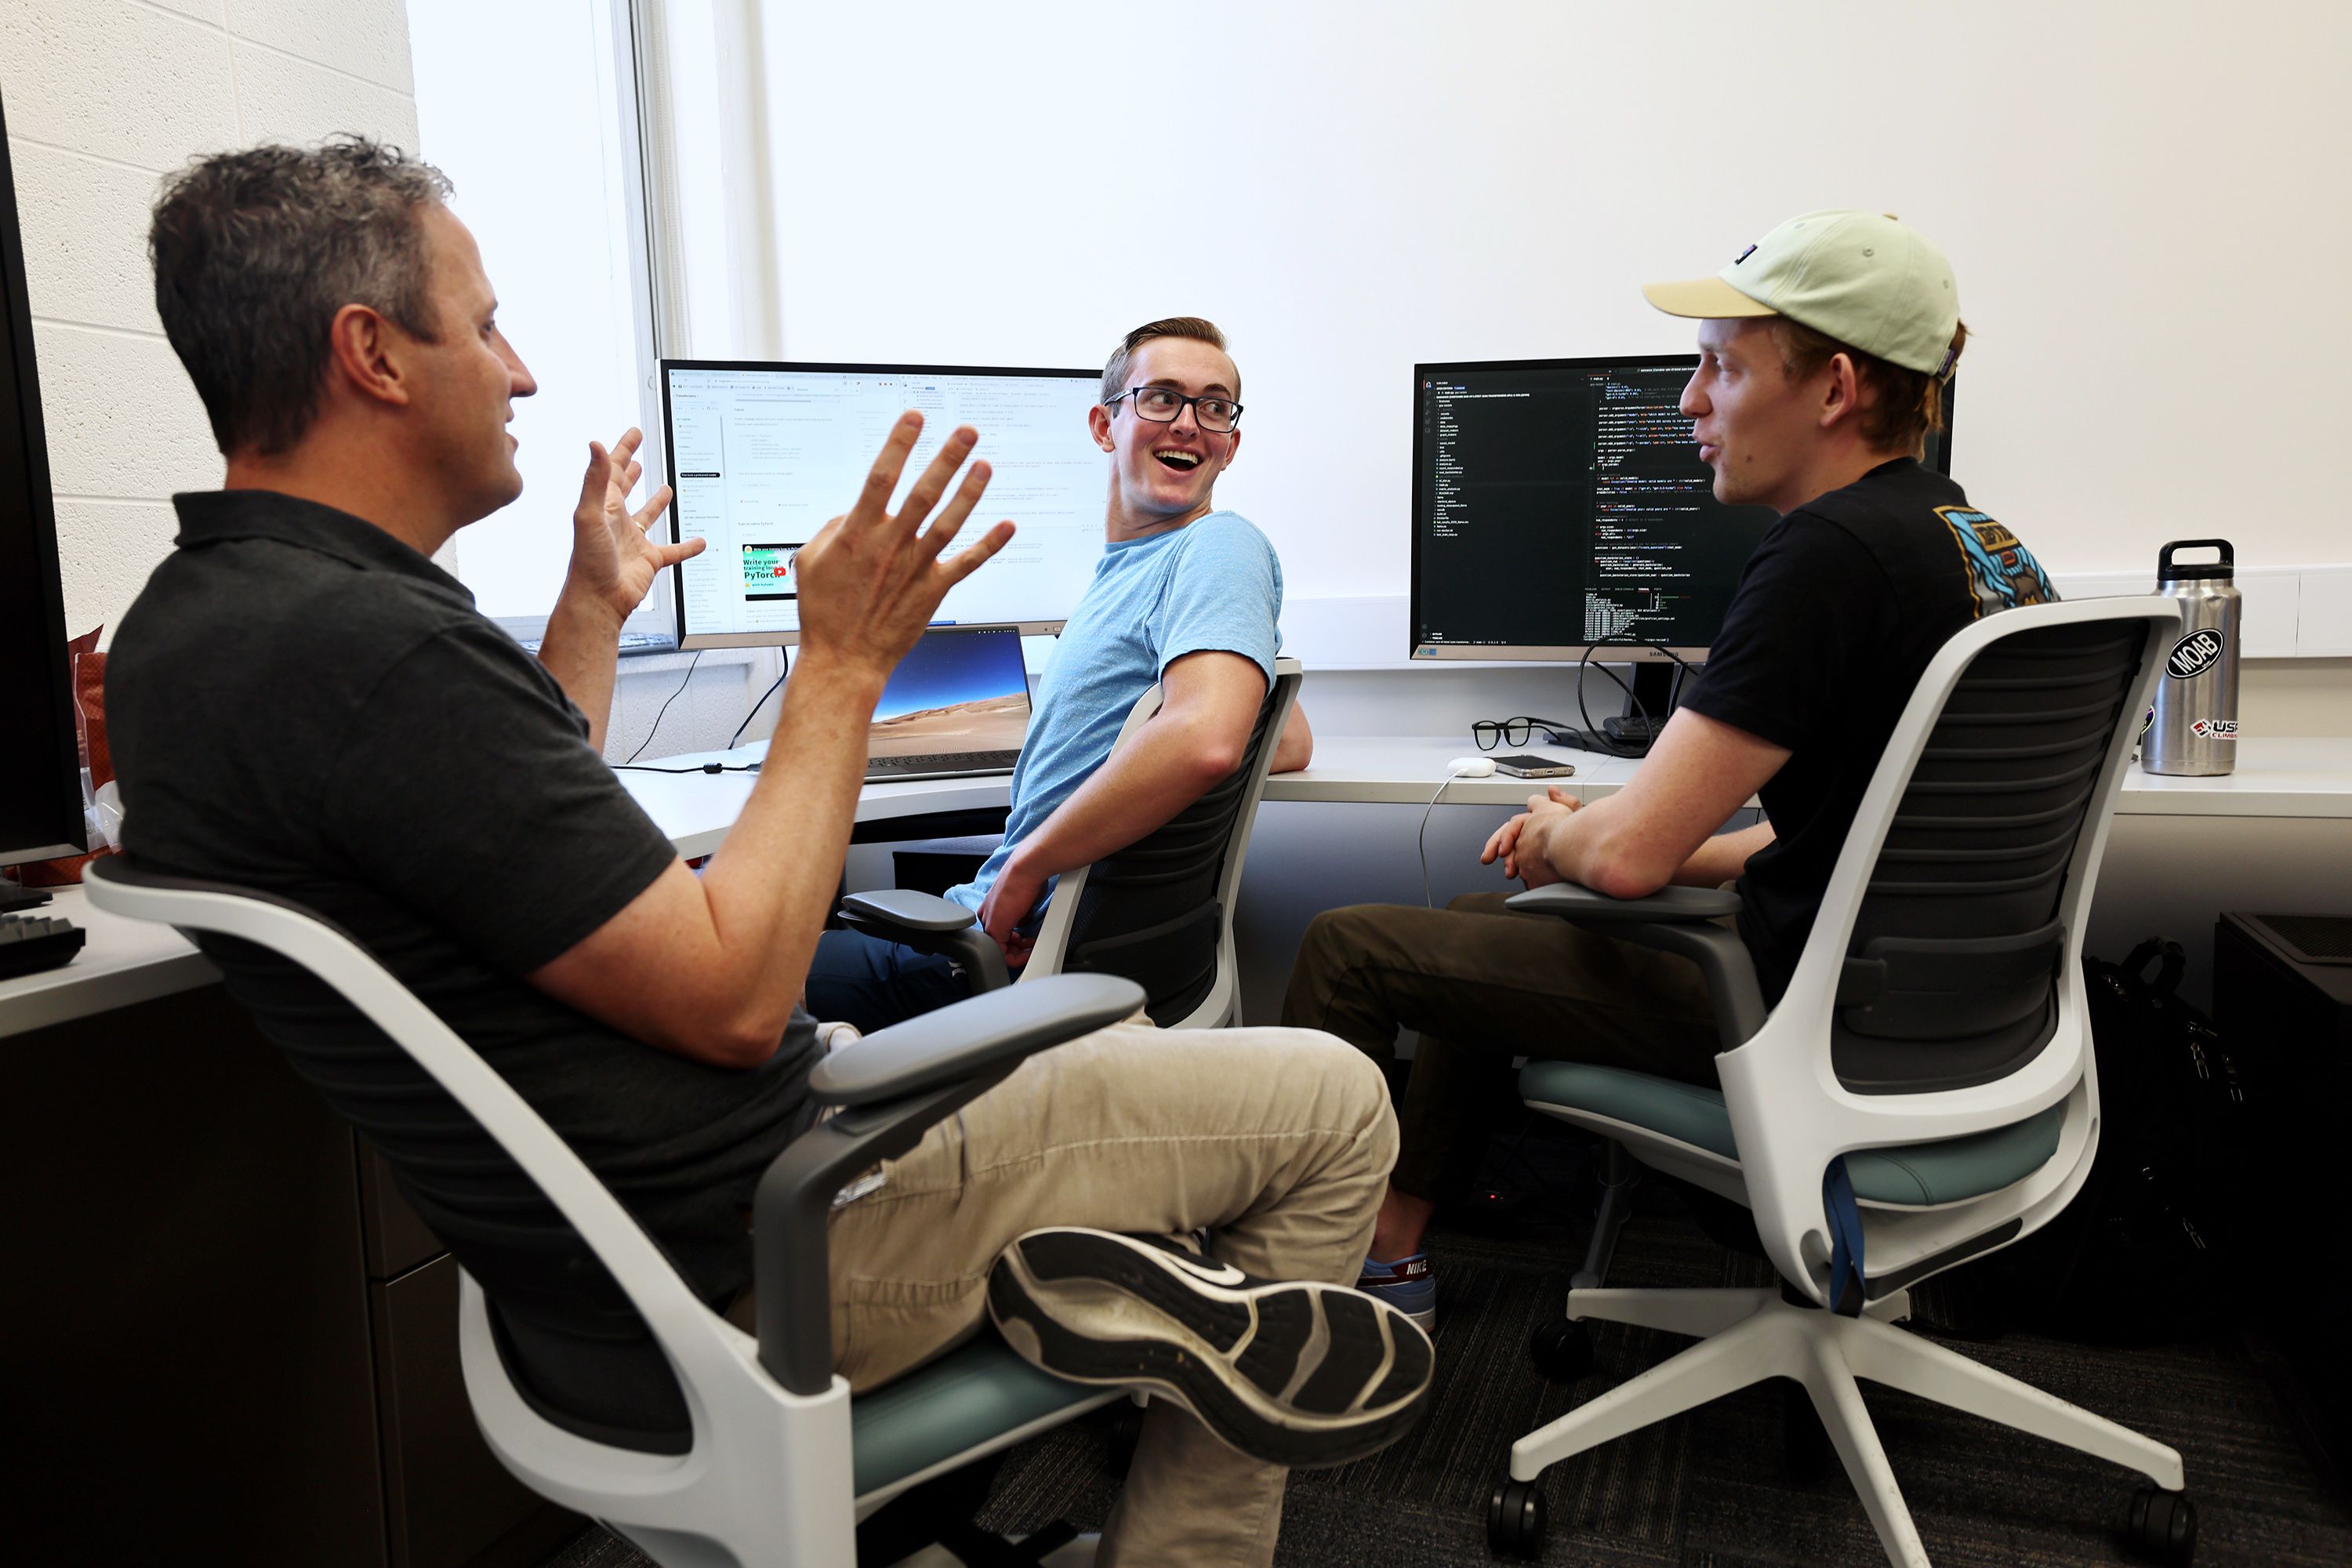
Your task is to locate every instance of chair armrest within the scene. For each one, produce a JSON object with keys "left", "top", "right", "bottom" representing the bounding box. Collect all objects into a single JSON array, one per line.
[
  {"left": 750, "top": 972, "right": 1145, "bottom": 1394},
  {"left": 809, "top": 974, "right": 1143, "bottom": 1106},
  {"left": 838, "top": 887, "right": 980, "bottom": 933},
  {"left": 1505, "top": 880, "right": 1764, "bottom": 1049},
  {"left": 836, "top": 887, "right": 1011, "bottom": 993},
  {"left": 1505, "top": 882, "right": 1742, "bottom": 922}
]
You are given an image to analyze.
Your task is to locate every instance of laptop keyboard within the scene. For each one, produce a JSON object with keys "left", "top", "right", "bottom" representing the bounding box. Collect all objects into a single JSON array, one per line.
[{"left": 866, "top": 750, "right": 1022, "bottom": 777}]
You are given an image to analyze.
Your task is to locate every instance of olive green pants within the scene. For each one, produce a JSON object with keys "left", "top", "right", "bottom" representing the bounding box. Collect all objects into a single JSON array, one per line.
[{"left": 1282, "top": 891, "right": 1721, "bottom": 1202}]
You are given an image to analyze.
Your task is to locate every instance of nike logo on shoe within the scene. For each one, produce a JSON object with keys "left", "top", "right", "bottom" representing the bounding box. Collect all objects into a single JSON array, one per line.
[{"left": 987, "top": 1227, "right": 1435, "bottom": 1469}]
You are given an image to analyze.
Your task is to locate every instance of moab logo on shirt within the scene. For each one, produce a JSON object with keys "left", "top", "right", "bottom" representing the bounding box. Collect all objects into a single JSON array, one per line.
[{"left": 1935, "top": 506, "right": 2056, "bottom": 618}]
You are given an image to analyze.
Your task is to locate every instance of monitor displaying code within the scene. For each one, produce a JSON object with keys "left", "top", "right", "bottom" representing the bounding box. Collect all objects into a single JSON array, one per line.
[{"left": 1410, "top": 355, "right": 1779, "bottom": 660}]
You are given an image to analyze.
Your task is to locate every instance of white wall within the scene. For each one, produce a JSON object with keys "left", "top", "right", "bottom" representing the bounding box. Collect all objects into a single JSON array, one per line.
[
  {"left": 2, "top": 0, "right": 419, "bottom": 645},
  {"left": 745, "top": 0, "right": 2352, "bottom": 605},
  {"left": 16, "top": 0, "right": 2347, "bottom": 763}
]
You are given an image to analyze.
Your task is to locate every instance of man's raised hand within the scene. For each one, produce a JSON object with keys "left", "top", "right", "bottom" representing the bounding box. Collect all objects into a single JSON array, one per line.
[
  {"left": 789, "top": 413, "right": 1016, "bottom": 677},
  {"left": 566, "top": 426, "right": 695, "bottom": 622}
]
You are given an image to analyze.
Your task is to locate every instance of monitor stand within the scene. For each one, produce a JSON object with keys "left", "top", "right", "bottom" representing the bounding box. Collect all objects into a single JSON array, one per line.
[{"left": 1570, "top": 662, "right": 1683, "bottom": 755}]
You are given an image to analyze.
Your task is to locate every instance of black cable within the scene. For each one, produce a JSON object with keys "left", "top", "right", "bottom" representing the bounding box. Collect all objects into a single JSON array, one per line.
[
  {"left": 623, "top": 649, "right": 702, "bottom": 764},
  {"left": 1574, "top": 633, "right": 1695, "bottom": 757},
  {"left": 613, "top": 760, "right": 760, "bottom": 775},
  {"left": 728, "top": 649, "right": 791, "bottom": 751}
]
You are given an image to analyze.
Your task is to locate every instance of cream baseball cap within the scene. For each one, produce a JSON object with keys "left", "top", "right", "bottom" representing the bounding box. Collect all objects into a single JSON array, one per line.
[{"left": 1642, "top": 209, "right": 1960, "bottom": 376}]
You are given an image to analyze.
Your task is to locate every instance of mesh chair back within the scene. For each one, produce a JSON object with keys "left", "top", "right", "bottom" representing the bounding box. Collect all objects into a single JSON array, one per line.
[
  {"left": 1058, "top": 670, "right": 1294, "bottom": 1022},
  {"left": 1831, "top": 615, "right": 2151, "bottom": 1094}
]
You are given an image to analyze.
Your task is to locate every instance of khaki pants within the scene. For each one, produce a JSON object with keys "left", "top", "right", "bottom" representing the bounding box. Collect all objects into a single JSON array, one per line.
[
  {"left": 1282, "top": 892, "right": 1721, "bottom": 1201},
  {"left": 819, "top": 1019, "right": 1396, "bottom": 1566}
]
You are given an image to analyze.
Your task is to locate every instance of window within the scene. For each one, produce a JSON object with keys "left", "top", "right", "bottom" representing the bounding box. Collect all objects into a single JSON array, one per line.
[{"left": 409, "top": 0, "right": 671, "bottom": 648}]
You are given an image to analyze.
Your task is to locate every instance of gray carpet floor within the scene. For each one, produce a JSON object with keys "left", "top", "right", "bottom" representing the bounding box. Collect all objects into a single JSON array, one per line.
[{"left": 541, "top": 1149, "right": 2350, "bottom": 1566}]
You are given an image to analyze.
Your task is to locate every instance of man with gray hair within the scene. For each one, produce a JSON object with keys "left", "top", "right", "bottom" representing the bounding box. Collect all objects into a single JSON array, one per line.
[{"left": 111, "top": 138, "right": 1428, "bottom": 1564}]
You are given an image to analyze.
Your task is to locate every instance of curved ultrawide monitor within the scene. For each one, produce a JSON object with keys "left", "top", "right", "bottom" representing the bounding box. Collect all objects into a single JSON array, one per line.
[
  {"left": 1409, "top": 354, "right": 1951, "bottom": 662},
  {"left": 662, "top": 361, "right": 1108, "bottom": 648}
]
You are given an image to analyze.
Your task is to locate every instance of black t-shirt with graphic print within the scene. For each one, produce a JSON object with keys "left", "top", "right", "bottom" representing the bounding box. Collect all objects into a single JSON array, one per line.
[{"left": 1681, "top": 457, "right": 2056, "bottom": 1004}]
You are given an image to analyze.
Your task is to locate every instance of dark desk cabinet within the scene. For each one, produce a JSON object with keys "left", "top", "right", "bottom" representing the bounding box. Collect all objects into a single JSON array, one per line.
[
  {"left": 2214, "top": 913, "right": 2352, "bottom": 1486},
  {"left": 4, "top": 985, "right": 578, "bottom": 1566}
]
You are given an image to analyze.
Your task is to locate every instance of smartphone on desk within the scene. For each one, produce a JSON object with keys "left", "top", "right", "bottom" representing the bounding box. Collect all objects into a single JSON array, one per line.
[{"left": 1490, "top": 754, "right": 1576, "bottom": 779}]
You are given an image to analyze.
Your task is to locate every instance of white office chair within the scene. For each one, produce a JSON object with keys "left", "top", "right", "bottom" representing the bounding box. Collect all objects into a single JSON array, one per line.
[
  {"left": 84, "top": 855, "right": 1145, "bottom": 1568},
  {"left": 1480, "top": 599, "right": 2197, "bottom": 1567},
  {"left": 840, "top": 656, "right": 1304, "bottom": 1029}
]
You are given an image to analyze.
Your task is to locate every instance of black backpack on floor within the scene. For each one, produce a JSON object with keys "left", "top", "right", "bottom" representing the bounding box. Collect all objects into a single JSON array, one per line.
[{"left": 1930, "top": 938, "right": 2252, "bottom": 1344}]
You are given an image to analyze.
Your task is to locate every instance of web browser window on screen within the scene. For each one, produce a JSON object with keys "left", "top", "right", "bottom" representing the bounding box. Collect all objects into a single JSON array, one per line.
[{"left": 665, "top": 364, "right": 1106, "bottom": 644}]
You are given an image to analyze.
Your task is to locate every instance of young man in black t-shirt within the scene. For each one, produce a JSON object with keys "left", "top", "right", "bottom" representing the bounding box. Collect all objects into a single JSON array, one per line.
[
  {"left": 1286, "top": 210, "right": 2055, "bottom": 1330},
  {"left": 110, "top": 141, "right": 1428, "bottom": 1562}
]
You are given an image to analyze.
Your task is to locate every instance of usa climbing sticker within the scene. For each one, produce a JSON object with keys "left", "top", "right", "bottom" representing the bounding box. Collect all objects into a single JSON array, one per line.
[{"left": 2189, "top": 717, "right": 2238, "bottom": 739}]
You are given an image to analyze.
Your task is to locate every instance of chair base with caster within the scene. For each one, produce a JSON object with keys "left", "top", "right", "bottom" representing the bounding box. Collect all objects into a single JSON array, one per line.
[
  {"left": 1486, "top": 1475, "right": 1548, "bottom": 1559},
  {"left": 1483, "top": 604, "right": 2195, "bottom": 1566},
  {"left": 1493, "top": 1285, "right": 2194, "bottom": 1566}
]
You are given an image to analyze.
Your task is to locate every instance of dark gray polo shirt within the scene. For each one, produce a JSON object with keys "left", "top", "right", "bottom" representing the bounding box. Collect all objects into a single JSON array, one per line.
[{"left": 107, "top": 489, "right": 818, "bottom": 1315}]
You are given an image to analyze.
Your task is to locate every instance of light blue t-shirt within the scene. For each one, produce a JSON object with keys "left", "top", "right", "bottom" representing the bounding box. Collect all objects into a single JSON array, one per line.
[{"left": 945, "top": 510, "right": 1283, "bottom": 924}]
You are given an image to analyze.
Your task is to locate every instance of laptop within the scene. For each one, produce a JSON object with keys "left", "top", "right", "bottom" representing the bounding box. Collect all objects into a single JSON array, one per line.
[{"left": 864, "top": 626, "right": 1032, "bottom": 782}]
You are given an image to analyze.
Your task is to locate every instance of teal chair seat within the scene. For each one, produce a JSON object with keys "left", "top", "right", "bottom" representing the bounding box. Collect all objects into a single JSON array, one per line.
[
  {"left": 1519, "top": 1061, "right": 2066, "bottom": 1207},
  {"left": 850, "top": 1338, "right": 1105, "bottom": 1498}
]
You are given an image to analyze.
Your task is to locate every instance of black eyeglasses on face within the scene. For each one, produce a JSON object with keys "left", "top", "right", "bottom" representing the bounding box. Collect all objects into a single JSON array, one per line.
[
  {"left": 1108, "top": 385, "right": 1243, "bottom": 433},
  {"left": 1472, "top": 717, "right": 1575, "bottom": 751}
]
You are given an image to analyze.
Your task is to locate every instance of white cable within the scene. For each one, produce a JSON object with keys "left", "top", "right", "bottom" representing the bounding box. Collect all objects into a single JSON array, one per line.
[{"left": 1419, "top": 757, "right": 1497, "bottom": 908}]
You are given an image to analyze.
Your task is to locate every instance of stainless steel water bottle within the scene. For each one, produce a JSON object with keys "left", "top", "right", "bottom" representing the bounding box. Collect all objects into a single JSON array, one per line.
[{"left": 2143, "top": 539, "right": 2241, "bottom": 776}]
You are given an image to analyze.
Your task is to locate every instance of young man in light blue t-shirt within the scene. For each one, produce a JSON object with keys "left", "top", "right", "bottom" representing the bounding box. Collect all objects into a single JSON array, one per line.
[{"left": 806, "top": 317, "right": 1313, "bottom": 1032}]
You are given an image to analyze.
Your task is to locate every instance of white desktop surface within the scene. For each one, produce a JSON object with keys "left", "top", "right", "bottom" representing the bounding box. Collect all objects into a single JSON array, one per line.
[
  {"left": 0, "top": 884, "right": 220, "bottom": 1040},
  {"left": 622, "top": 735, "right": 2352, "bottom": 855},
  {"left": 619, "top": 754, "right": 1018, "bottom": 862},
  {"left": 10, "top": 736, "right": 2349, "bottom": 1040},
  {"left": 2111, "top": 736, "right": 2352, "bottom": 817},
  {"left": 1272, "top": 735, "right": 2352, "bottom": 817}
]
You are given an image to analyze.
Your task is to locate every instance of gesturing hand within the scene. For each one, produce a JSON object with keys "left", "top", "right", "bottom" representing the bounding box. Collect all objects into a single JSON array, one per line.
[
  {"left": 565, "top": 427, "right": 697, "bottom": 622},
  {"left": 790, "top": 413, "right": 1016, "bottom": 678},
  {"left": 1480, "top": 786, "right": 1579, "bottom": 888}
]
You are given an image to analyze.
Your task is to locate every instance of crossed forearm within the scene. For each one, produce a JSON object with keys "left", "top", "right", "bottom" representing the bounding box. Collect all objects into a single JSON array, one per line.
[
  {"left": 1010, "top": 713, "right": 1235, "bottom": 881},
  {"left": 1671, "top": 821, "right": 1773, "bottom": 887}
]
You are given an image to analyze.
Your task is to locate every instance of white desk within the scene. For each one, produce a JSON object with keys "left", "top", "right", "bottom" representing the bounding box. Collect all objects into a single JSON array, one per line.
[
  {"left": 622, "top": 733, "right": 2352, "bottom": 852},
  {"left": 1290, "top": 735, "right": 2352, "bottom": 818},
  {"left": 0, "top": 884, "right": 219, "bottom": 1040},
  {"left": 11, "top": 737, "right": 2349, "bottom": 1039}
]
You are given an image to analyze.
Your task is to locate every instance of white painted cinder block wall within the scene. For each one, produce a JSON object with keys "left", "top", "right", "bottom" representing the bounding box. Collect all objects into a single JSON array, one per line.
[
  {"left": 2, "top": 0, "right": 759, "bottom": 764},
  {"left": 1, "top": 0, "right": 419, "bottom": 647}
]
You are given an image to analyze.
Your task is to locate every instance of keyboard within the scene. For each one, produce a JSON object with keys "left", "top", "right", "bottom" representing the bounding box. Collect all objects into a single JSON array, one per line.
[
  {"left": 0, "top": 910, "right": 86, "bottom": 979},
  {"left": 866, "top": 750, "right": 1022, "bottom": 779}
]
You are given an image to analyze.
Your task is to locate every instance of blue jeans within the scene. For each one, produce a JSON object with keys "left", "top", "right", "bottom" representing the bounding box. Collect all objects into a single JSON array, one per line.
[{"left": 805, "top": 927, "right": 975, "bottom": 1035}]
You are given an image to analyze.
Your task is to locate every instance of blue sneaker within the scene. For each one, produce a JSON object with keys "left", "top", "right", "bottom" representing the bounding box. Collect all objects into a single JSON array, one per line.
[{"left": 1356, "top": 1253, "right": 1436, "bottom": 1332}]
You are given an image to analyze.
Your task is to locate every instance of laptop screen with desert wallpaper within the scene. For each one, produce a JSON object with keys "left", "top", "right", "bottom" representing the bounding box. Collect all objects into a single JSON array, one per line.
[{"left": 866, "top": 626, "right": 1033, "bottom": 768}]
